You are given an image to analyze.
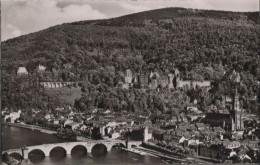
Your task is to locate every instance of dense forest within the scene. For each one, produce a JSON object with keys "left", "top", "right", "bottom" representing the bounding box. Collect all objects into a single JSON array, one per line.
[{"left": 2, "top": 8, "right": 259, "bottom": 116}]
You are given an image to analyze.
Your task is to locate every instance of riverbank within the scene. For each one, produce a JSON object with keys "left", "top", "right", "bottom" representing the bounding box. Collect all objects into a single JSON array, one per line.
[
  {"left": 142, "top": 142, "right": 220, "bottom": 164},
  {"left": 2, "top": 122, "right": 57, "bottom": 135},
  {"left": 121, "top": 148, "right": 160, "bottom": 158}
]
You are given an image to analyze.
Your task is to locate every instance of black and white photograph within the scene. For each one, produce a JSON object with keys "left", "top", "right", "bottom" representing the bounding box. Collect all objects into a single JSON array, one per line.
[{"left": 1, "top": 0, "right": 259, "bottom": 164}]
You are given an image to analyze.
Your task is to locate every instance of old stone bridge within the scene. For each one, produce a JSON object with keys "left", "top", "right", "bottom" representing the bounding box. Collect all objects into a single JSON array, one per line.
[{"left": 3, "top": 140, "right": 142, "bottom": 160}]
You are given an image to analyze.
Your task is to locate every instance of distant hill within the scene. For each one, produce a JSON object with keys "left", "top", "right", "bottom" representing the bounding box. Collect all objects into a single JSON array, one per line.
[{"left": 2, "top": 7, "right": 259, "bottom": 115}]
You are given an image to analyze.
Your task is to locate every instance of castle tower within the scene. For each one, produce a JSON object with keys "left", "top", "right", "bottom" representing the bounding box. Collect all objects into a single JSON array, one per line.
[
  {"left": 233, "top": 88, "right": 244, "bottom": 131},
  {"left": 174, "top": 68, "right": 180, "bottom": 89},
  {"left": 174, "top": 75, "right": 180, "bottom": 89},
  {"left": 139, "top": 71, "right": 149, "bottom": 88}
]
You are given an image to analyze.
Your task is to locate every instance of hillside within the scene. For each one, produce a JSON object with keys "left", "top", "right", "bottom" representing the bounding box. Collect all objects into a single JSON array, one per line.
[{"left": 2, "top": 8, "right": 259, "bottom": 115}]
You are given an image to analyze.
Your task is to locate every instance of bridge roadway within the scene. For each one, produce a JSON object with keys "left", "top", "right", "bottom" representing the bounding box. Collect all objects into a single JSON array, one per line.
[{"left": 3, "top": 140, "right": 142, "bottom": 160}]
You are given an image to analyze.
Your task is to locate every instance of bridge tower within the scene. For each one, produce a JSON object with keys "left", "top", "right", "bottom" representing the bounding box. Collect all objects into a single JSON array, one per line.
[{"left": 143, "top": 126, "right": 152, "bottom": 142}]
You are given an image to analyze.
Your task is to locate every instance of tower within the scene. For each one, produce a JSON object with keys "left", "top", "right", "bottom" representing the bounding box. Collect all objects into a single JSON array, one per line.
[
  {"left": 143, "top": 126, "right": 152, "bottom": 142},
  {"left": 139, "top": 71, "right": 148, "bottom": 88},
  {"left": 124, "top": 69, "right": 133, "bottom": 84},
  {"left": 174, "top": 74, "right": 180, "bottom": 89},
  {"left": 174, "top": 68, "right": 180, "bottom": 89},
  {"left": 233, "top": 88, "right": 244, "bottom": 131},
  {"left": 168, "top": 73, "right": 174, "bottom": 89}
]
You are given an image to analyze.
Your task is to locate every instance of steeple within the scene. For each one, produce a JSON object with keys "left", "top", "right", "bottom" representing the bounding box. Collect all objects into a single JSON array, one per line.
[{"left": 233, "top": 87, "right": 244, "bottom": 131}]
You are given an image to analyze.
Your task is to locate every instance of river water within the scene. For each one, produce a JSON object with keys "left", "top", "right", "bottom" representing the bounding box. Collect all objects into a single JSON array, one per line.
[{"left": 2, "top": 125, "right": 165, "bottom": 165}]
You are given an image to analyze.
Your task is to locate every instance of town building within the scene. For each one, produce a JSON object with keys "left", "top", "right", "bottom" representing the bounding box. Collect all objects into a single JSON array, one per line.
[
  {"left": 4, "top": 110, "right": 22, "bottom": 123},
  {"left": 109, "top": 130, "right": 120, "bottom": 139},
  {"left": 203, "top": 87, "right": 244, "bottom": 132},
  {"left": 38, "top": 64, "right": 46, "bottom": 72},
  {"left": 176, "top": 80, "right": 211, "bottom": 90},
  {"left": 203, "top": 113, "right": 234, "bottom": 131},
  {"left": 64, "top": 122, "right": 81, "bottom": 130},
  {"left": 199, "top": 144, "right": 229, "bottom": 161},
  {"left": 17, "top": 67, "right": 28, "bottom": 75}
]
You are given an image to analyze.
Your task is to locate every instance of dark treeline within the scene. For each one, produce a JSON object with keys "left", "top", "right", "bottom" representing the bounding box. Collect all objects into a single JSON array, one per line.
[{"left": 2, "top": 8, "right": 259, "bottom": 116}]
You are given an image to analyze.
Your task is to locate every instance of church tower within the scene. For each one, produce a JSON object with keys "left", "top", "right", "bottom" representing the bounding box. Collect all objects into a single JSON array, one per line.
[{"left": 233, "top": 88, "right": 244, "bottom": 131}]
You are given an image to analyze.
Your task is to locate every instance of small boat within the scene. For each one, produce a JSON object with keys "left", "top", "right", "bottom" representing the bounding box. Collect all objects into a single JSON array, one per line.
[
  {"left": 88, "top": 155, "right": 93, "bottom": 158},
  {"left": 132, "top": 158, "right": 138, "bottom": 161}
]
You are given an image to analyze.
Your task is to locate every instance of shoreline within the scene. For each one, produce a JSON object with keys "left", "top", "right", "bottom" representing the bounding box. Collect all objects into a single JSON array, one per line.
[{"left": 2, "top": 122, "right": 57, "bottom": 135}]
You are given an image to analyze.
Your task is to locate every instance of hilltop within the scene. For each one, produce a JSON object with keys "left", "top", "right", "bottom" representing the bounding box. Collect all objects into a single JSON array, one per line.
[{"left": 2, "top": 8, "right": 259, "bottom": 115}]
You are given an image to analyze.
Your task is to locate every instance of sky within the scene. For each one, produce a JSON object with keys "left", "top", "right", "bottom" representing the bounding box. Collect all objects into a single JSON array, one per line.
[{"left": 1, "top": 0, "right": 259, "bottom": 41}]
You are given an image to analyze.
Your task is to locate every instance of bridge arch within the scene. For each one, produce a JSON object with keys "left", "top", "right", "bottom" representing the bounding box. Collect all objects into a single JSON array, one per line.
[
  {"left": 110, "top": 142, "right": 126, "bottom": 150},
  {"left": 49, "top": 146, "right": 67, "bottom": 159},
  {"left": 71, "top": 145, "right": 88, "bottom": 157},
  {"left": 127, "top": 141, "right": 142, "bottom": 149},
  {"left": 131, "top": 144, "right": 137, "bottom": 148},
  {"left": 29, "top": 149, "right": 45, "bottom": 157},
  {"left": 91, "top": 143, "right": 108, "bottom": 154},
  {"left": 9, "top": 152, "right": 23, "bottom": 161},
  {"left": 28, "top": 149, "right": 45, "bottom": 163}
]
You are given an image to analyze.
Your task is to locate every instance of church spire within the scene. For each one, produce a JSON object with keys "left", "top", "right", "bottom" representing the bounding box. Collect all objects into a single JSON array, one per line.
[{"left": 233, "top": 87, "right": 244, "bottom": 131}]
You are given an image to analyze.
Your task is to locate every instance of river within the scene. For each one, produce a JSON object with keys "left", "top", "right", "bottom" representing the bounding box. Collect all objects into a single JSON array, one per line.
[{"left": 2, "top": 125, "right": 165, "bottom": 165}]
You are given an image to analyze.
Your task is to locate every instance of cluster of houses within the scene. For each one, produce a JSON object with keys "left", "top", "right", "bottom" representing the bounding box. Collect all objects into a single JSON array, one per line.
[
  {"left": 117, "top": 69, "right": 211, "bottom": 90},
  {"left": 2, "top": 100, "right": 260, "bottom": 163},
  {"left": 149, "top": 118, "right": 260, "bottom": 163},
  {"left": 2, "top": 109, "right": 22, "bottom": 123}
]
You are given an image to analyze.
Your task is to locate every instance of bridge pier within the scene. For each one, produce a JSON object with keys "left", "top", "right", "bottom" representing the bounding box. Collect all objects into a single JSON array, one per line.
[
  {"left": 22, "top": 148, "right": 29, "bottom": 160},
  {"left": 106, "top": 145, "right": 112, "bottom": 152}
]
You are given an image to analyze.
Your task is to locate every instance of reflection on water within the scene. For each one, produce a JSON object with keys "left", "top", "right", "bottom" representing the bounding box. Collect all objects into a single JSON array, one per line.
[
  {"left": 28, "top": 149, "right": 163, "bottom": 165},
  {"left": 3, "top": 125, "right": 165, "bottom": 165}
]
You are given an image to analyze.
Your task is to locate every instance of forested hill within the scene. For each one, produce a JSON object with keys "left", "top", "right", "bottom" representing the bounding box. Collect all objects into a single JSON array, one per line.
[
  {"left": 2, "top": 8, "right": 259, "bottom": 115},
  {"left": 96, "top": 8, "right": 259, "bottom": 26}
]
